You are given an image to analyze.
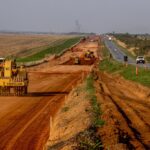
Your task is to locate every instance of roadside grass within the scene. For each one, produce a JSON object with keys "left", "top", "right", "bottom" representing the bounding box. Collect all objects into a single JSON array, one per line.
[
  {"left": 74, "top": 75, "right": 104, "bottom": 150},
  {"left": 99, "top": 59, "right": 150, "bottom": 87},
  {"left": 17, "top": 37, "right": 81, "bottom": 62},
  {"left": 61, "top": 106, "right": 69, "bottom": 112},
  {"left": 101, "top": 42, "right": 110, "bottom": 58},
  {"left": 86, "top": 74, "right": 105, "bottom": 127},
  {"left": 146, "top": 56, "right": 150, "bottom": 62},
  {"left": 101, "top": 41, "right": 150, "bottom": 87},
  {"left": 75, "top": 129, "right": 103, "bottom": 150}
]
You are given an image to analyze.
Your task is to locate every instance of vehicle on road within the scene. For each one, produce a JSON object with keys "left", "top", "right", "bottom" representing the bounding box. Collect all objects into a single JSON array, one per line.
[
  {"left": 108, "top": 37, "right": 112, "bottom": 41},
  {"left": 136, "top": 56, "right": 145, "bottom": 64}
]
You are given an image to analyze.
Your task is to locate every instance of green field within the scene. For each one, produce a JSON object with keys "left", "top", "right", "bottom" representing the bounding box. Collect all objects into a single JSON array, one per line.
[{"left": 17, "top": 37, "right": 81, "bottom": 62}]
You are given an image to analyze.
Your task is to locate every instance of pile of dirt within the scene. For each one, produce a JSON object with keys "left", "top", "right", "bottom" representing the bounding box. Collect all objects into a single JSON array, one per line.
[
  {"left": 62, "top": 58, "right": 96, "bottom": 65},
  {"left": 95, "top": 72, "right": 150, "bottom": 150},
  {"left": 46, "top": 83, "right": 93, "bottom": 150}
]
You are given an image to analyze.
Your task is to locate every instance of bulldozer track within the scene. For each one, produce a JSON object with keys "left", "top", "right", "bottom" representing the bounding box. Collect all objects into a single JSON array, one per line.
[
  {"left": 109, "top": 95, "right": 149, "bottom": 149},
  {"left": 98, "top": 73, "right": 150, "bottom": 149}
]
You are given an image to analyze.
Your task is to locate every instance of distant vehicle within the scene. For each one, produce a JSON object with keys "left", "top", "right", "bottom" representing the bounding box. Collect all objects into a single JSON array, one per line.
[
  {"left": 108, "top": 37, "right": 112, "bottom": 41},
  {"left": 136, "top": 56, "right": 145, "bottom": 64}
]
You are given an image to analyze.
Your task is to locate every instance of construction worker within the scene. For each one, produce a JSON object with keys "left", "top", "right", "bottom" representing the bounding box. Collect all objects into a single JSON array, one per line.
[
  {"left": 124, "top": 55, "right": 128, "bottom": 67},
  {"left": 109, "top": 53, "right": 112, "bottom": 60}
]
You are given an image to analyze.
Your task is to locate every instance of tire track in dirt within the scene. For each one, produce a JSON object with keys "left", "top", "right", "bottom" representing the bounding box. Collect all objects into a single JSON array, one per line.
[
  {"left": 98, "top": 83, "right": 144, "bottom": 149},
  {"left": 104, "top": 81, "right": 150, "bottom": 148},
  {"left": 8, "top": 74, "right": 81, "bottom": 150},
  {"left": 97, "top": 73, "right": 150, "bottom": 149},
  {"left": 124, "top": 99, "right": 150, "bottom": 127},
  {"left": 109, "top": 95, "right": 150, "bottom": 149}
]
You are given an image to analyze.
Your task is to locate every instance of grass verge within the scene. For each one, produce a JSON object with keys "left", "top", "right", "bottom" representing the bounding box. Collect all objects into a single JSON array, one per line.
[
  {"left": 17, "top": 37, "right": 81, "bottom": 62},
  {"left": 102, "top": 41, "right": 150, "bottom": 87},
  {"left": 73, "top": 74, "right": 104, "bottom": 150},
  {"left": 101, "top": 42, "right": 110, "bottom": 58},
  {"left": 99, "top": 59, "right": 150, "bottom": 87},
  {"left": 86, "top": 74, "right": 105, "bottom": 127}
]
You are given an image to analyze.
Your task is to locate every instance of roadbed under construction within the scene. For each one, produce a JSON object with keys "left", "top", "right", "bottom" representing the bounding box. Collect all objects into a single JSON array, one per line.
[
  {"left": 0, "top": 37, "right": 99, "bottom": 150},
  {"left": 0, "top": 36, "right": 149, "bottom": 150}
]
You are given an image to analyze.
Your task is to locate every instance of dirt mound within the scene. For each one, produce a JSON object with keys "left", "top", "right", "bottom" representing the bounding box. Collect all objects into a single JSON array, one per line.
[
  {"left": 46, "top": 83, "right": 93, "bottom": 150},
  {"left": 95, "top": 72, "right": 150, "bottom": 150},
  {"left": 62, "top": 58, "right": 96, "bottom": 65}
]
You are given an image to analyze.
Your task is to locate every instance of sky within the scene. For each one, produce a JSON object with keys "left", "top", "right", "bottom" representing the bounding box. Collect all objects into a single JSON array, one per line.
[{"left": 0, "top": 0, "right": 150, "bottom": 34}]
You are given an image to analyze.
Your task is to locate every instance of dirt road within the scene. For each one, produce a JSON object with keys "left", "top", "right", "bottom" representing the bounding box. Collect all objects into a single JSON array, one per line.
[
  {"left": 96, "top": 73, "right": 150, "bottom": 150},
  {"left": 0, "top": 37, "right": 100, "bottom": 150},
  {"left": 0, "top": 72, "right": 82, "bottom": 150}
]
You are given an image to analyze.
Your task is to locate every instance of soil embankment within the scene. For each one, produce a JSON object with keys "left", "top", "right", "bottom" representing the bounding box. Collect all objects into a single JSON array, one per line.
[{"left": 96, "top": 72, "right": 150, "bottom": 150}]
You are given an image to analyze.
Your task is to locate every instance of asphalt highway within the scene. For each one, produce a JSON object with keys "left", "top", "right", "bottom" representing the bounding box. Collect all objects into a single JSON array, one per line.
[{"left": 104, "top": 38, "right": 150, "bottom": 68}]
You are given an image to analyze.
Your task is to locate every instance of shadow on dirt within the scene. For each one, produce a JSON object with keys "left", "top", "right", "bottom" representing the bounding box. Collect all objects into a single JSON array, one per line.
[
  {"left": 27, "top": 91, "right": 69, "bottom": 97},
  {"left": 62, "top": 58, "right": 96, "bottom": 65}
]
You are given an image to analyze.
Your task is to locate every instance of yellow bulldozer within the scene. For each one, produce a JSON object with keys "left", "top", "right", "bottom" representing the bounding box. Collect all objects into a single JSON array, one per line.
[
  {"left": 0, "top": 58, "right": 28, "bottom": 96},
  {"left": 84, "top": 50, "right": 95, "bottom": 60}
]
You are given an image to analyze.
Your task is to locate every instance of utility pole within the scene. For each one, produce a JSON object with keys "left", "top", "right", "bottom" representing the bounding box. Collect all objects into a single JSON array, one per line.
[{"left": 75, "top": 20, "right": 81, "bottom": 33}]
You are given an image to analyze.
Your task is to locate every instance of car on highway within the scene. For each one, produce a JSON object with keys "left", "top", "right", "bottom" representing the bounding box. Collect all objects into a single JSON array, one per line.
[
  {"left": 108, "top": 37, "right": 112, "bottom": 41},
  {"left": 136, "top": 56, "right": 145, "bottom": 64}
]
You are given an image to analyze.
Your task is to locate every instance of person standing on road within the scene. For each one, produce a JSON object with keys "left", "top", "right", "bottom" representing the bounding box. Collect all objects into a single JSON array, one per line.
[
  {"left": 124, "top": 55, "right": 128, "bottom": 67},
  {"left": 109, "top": 53, "right": 112, "bottom": 60}
]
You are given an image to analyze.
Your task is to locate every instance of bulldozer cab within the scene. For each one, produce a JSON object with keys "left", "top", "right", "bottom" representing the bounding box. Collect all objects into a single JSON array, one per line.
[{"left": 0, "top": 58, "right": 5, "bottom": 68}]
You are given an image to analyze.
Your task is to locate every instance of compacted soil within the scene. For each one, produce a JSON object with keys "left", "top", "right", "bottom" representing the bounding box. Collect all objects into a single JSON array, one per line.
[
  {"left": 0, "top": 37, "right": 99, "bottom": 150},
  {"left": 96, "top": 72, "right": 150, "bottom": 150}
]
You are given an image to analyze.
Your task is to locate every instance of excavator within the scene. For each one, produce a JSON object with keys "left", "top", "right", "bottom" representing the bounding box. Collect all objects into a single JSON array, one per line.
[
  {"left": 73, "top": 50, "right": 95, "bottom": 65},
  {"left": 0, "top": 58, "right": 28, "bottom": 96}
]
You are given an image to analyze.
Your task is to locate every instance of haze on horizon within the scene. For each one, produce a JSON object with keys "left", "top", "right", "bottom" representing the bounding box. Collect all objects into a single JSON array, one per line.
[{"left": 0, "top": 0, "right": 150, "bottom": 34}]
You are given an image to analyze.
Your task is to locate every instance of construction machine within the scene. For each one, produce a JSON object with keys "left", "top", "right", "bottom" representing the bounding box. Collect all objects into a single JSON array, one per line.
[
  {"left": 84, "top": 50, "right": 95, "bottom": 60},
  {"left": 0, "top": 59, "right": 28, "bottom": 96}
]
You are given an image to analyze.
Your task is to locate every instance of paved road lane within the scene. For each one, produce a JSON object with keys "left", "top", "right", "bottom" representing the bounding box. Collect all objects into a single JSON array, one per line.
[{"left": 104, "top": 39, "right": 150, "bottom": 68}]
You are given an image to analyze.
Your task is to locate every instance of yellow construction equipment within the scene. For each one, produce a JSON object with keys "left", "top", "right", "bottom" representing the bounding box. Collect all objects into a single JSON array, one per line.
[
  {"left": 84, "top": 50, "right": 95, "bottom": 60},
  {"left": 0, "top": 59, "right": 28, "bottom": 96}
]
